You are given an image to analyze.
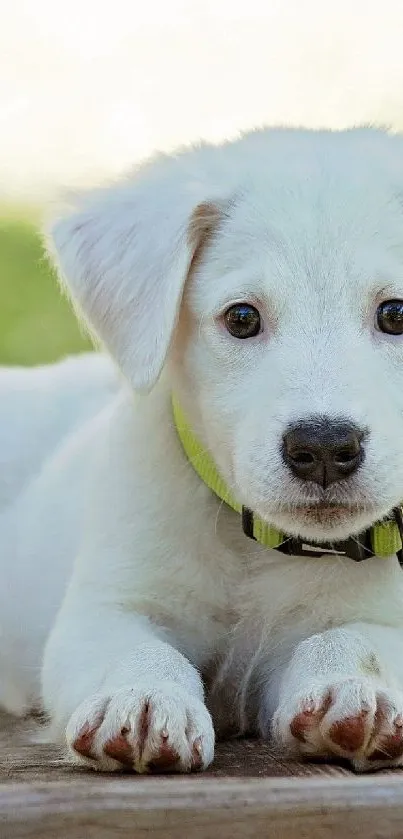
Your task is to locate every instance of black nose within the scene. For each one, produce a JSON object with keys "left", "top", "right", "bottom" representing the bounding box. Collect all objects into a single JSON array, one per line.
[{"left": 282, "top": 417, "right": 366, "bottom": 488}]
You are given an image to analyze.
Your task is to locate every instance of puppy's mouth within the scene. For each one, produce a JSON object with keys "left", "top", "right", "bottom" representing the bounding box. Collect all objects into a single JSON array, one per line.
[
  {"left": 290, "top": 502, "right": 366, "bottom": 525},
  {"left": 256, "top": 494, "right": 381, "bottom": 542}
]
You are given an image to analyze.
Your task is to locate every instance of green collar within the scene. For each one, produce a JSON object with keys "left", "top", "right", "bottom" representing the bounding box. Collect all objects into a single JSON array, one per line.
[{"left": 172, "top": 396, "right": 403, "bottom": 562}]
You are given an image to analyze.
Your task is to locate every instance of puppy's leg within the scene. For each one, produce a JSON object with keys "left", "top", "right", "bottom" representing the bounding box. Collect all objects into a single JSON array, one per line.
[
  {"left": 42, "top": 596, "right": 214, "bottom": 773},
  {"left": 270, "top": 623, "right": 403, "bottom": 771}
]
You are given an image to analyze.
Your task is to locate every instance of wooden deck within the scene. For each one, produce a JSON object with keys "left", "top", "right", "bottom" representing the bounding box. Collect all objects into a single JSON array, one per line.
[{"left": 2, "top": 712, "right": 403, "bottom": 837}]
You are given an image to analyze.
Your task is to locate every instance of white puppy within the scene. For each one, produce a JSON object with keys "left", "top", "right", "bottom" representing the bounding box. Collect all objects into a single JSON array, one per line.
[{"left": 2, "top": 126, "right": 403, "bottom": 773}]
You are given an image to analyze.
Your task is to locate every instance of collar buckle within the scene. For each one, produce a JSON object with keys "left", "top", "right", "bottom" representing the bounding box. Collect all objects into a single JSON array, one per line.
[{"left": 276, "top": 533, "right": 373, "bottom": 561}]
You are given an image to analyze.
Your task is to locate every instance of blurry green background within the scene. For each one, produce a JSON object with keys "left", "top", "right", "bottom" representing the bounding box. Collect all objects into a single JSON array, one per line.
[{"left": 0, "top": 209, "right": 91, "bottom": 366}]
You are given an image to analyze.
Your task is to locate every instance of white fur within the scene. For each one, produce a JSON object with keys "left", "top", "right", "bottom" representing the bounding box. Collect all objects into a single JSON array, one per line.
[{"left": 2, "top": 126, "right": 403, "bottom": 771}]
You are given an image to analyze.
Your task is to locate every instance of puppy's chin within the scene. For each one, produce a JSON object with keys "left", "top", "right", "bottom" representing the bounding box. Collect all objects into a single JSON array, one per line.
[{"left": 256, "top": 502, "right": 382, "bottom": 543}]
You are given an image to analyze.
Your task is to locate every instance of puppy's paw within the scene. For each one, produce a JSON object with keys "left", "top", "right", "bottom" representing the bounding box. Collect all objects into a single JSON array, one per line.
[
  {"left": 66, "top": 681, "right": 215, "bottom": 773},
  {"left": 272, "top": 677, "right": 403, "bottom": 771}
]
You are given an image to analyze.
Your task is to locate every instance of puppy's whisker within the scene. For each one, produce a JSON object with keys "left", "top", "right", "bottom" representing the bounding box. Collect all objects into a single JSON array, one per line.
[{"left": 214, "top": 499, "right": 226, "bottom": 536}]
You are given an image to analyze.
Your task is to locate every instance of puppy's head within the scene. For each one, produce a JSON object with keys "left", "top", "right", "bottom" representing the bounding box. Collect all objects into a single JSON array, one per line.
[{"left": 48, "top": 127, "right": 403, "bottom": 542}]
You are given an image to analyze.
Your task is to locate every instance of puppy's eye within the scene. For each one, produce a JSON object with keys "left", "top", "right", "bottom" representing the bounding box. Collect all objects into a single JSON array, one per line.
[
  {"left": 376, "top": 299, "right": 403, "bottom": 335},
  {"left": 223, "top": 304, "right": 261, "bottom": 339}
]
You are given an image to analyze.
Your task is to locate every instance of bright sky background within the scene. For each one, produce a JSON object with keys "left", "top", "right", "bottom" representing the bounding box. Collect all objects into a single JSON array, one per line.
[{"left": 1, "top": 0, "right": 403, "bottom": 201}]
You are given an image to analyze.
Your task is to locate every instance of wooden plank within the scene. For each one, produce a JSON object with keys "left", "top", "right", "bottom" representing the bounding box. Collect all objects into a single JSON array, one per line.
[{"left": 2, "top": 775, "right": 403, "bottom": 839}]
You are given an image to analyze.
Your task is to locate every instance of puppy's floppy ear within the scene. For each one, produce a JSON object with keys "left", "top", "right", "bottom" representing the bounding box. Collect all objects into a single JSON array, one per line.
[{"left": 46, "top": 154, "right": 223, "bottom": 390}]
